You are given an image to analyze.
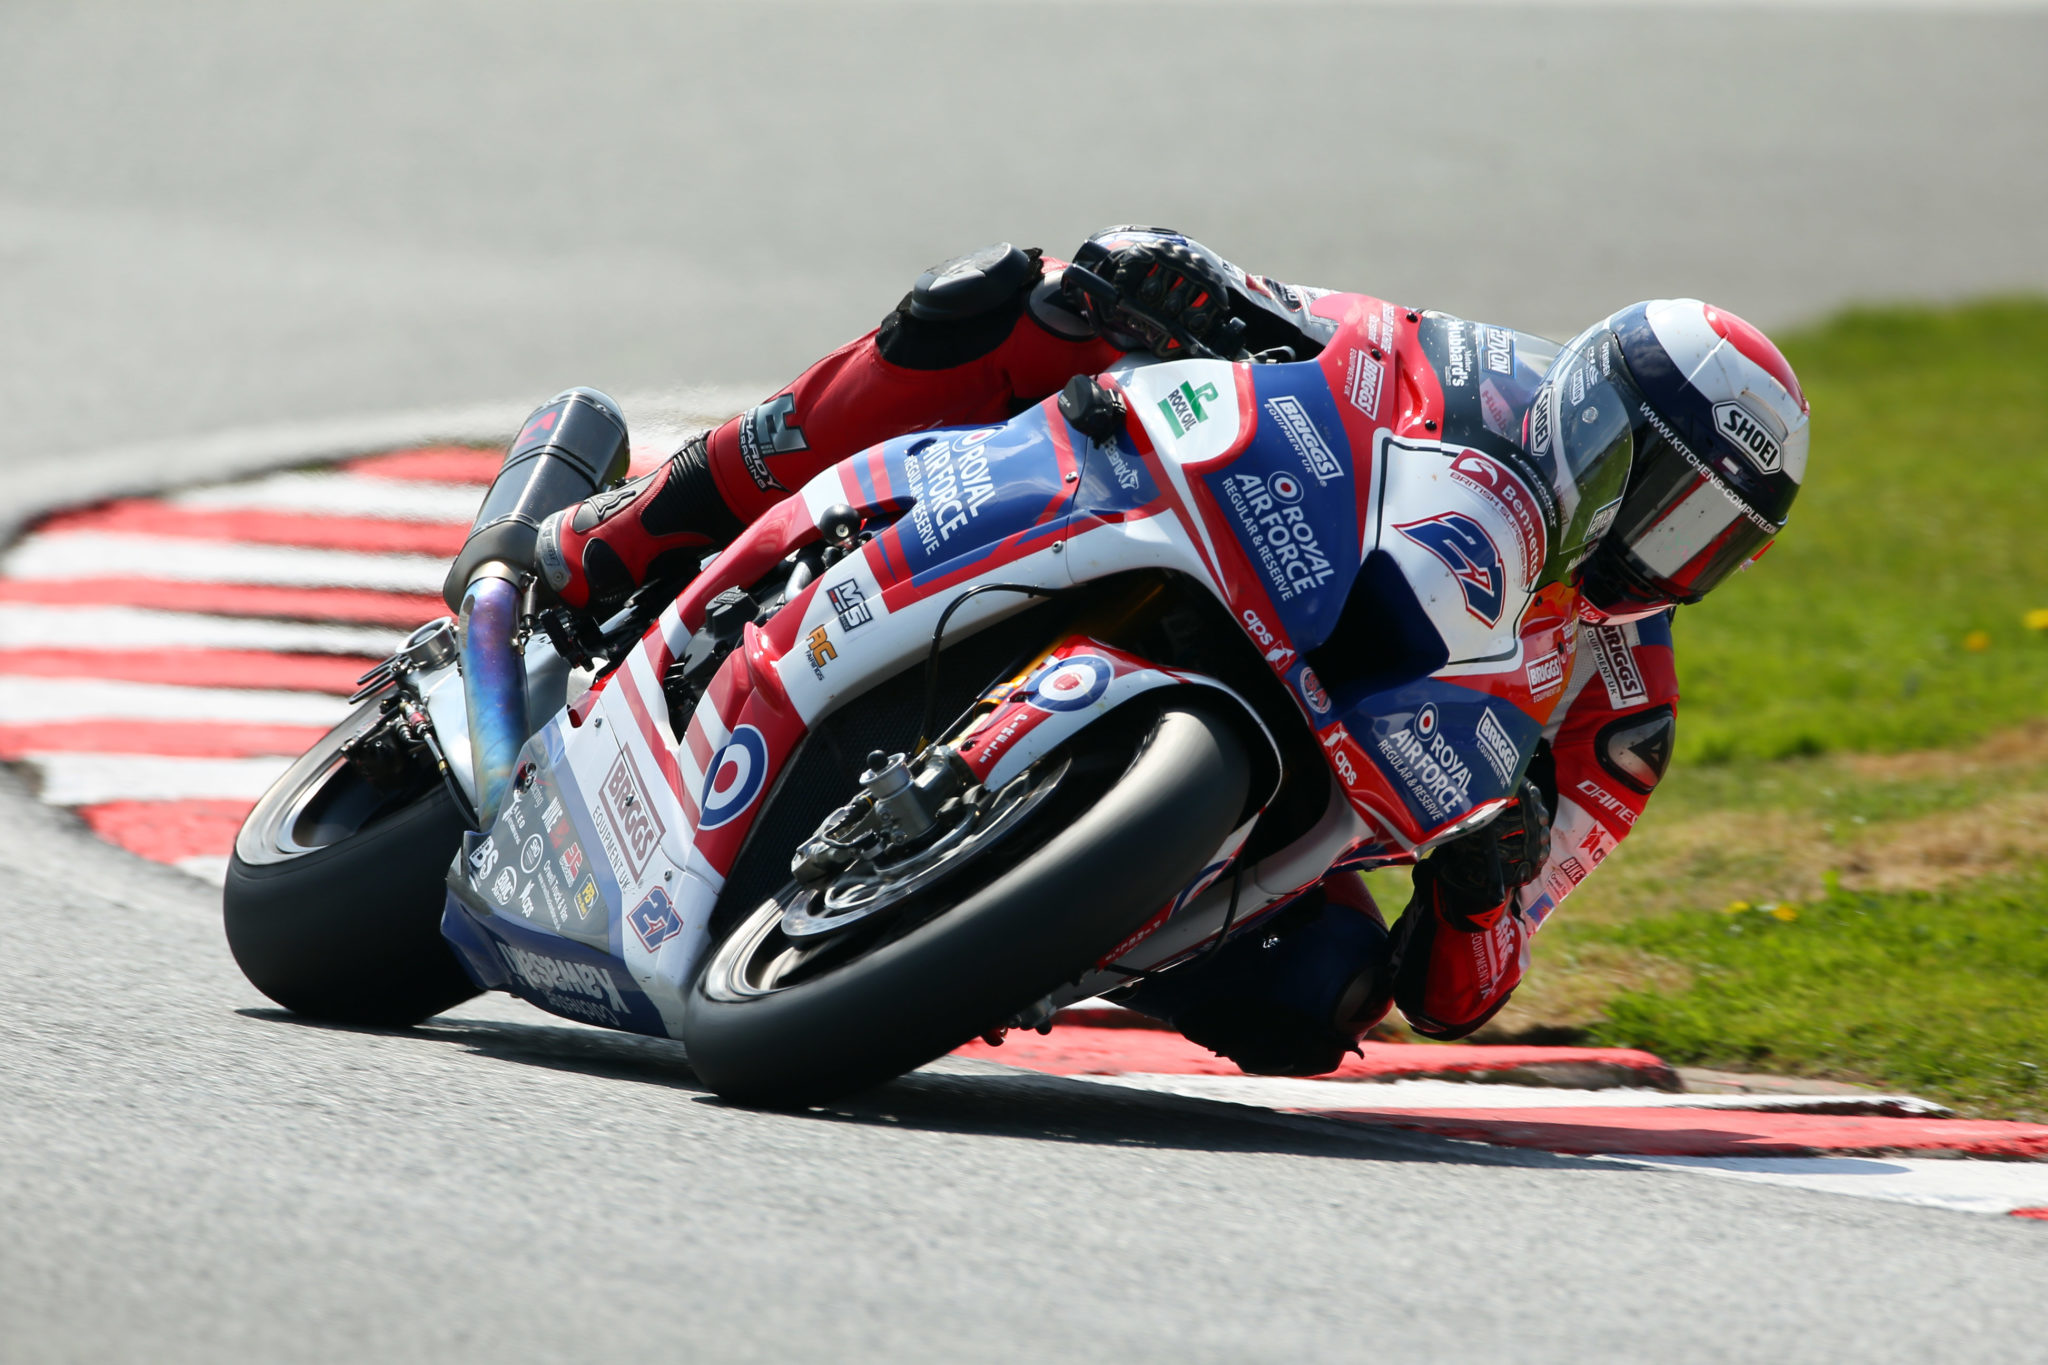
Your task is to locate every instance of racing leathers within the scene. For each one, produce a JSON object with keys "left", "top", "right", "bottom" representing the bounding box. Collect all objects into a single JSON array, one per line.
[{"left": 534, "top": 228, "right": 1681, "bottom": 1073}]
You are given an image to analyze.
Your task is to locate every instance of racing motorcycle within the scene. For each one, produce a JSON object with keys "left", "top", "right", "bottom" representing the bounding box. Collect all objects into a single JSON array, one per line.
[{"left": 225, "top": 270, "right": 1602, "bottom": 1107}]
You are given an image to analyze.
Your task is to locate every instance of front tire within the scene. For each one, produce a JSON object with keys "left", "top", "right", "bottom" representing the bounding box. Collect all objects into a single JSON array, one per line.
[
  {"left": 680, "top": 702, "right": 1252, "bottom": 1106},
  {"left": 223, "top": 713, "right": 480, "bottom": 1026}
]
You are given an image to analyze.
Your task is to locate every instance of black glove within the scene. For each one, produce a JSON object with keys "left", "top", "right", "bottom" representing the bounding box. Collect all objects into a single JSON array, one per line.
[
  {"left": 1425, "top": 780, "right": 1551, "bottom": 928},
  {"left": 1067, "top": 238, "right": 1244, "bottom": 359}
]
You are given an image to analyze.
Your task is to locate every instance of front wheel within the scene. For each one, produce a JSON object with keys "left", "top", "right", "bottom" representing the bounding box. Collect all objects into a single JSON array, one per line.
[
  {"left": 223, "top": 710, "right": 481, "bottom": 1026},
  {"left": 680, "top": 701, "right": 1252, "bottom": 1106}
]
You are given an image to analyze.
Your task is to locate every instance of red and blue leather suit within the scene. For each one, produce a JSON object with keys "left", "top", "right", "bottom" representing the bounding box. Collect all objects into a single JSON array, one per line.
[{"left": 543, "top": 229, "right": 1680, "bottom": 1074}]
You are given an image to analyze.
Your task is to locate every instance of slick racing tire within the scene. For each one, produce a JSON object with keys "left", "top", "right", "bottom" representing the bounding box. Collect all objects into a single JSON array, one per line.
[
  {"left": 223, "top": 711, "right": 480, "bottom": 1027},
  {"left": 681, "top": 701, "right": 1252, "bottom": 1107}
]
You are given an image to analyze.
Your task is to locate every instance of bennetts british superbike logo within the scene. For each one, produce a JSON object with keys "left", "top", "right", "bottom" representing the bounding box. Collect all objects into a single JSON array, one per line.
[{"left": 1394, "top": 511, "right": 1506, "bottom": 625}]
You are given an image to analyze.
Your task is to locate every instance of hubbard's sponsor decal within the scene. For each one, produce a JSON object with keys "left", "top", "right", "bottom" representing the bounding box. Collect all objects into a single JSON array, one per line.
[
  {"left": 1374, "top": 703, "right": 1474, "bottom": 821},
  {"left": 1263, "top": 395, "right": 1344, "bottom": 485},
  {"left": 1216, "top": 470, "right": 1336, "bottom": 601}
]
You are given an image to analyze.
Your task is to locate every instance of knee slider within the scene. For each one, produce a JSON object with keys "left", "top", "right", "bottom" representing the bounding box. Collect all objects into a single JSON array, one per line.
[
  {"left": 909, "top": 243, "right": 1038, "bottom": 320},
  {"left": 878, "top": 243, "right": 1043, "bottom": 371}
]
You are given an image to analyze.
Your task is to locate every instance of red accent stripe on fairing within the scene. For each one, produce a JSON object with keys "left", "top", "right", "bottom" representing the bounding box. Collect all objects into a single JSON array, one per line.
[{"left": 0, "top": 650, "right": 377, "bottom": 693}]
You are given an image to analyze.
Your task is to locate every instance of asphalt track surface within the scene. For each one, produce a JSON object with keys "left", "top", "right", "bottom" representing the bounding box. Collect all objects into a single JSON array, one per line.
[{"left": 5, "top": 3, "right": 2048, "bottom": 1360}]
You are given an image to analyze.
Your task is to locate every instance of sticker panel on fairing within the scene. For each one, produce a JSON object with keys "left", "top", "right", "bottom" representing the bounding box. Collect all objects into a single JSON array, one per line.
[
  {"left": 1351, "top": 679, "right": 1542, "bottom": 833},
  {"left": 873, "top": 411, "right": 1074, "bottom": 586}
]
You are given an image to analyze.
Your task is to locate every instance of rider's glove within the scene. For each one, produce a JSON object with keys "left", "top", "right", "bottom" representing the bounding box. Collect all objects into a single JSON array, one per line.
[
  {"left": 1067, "top": 237, "right": 1241, "bottom": 359},
  {"left": 1425, "top": 779, "right": 1551, "bottom": 926}
]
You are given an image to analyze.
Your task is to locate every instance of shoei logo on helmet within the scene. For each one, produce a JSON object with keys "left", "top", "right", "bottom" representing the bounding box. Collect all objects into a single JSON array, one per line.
[{"left": 1714, "top": 401, "right": 1783, "bottom": 474}]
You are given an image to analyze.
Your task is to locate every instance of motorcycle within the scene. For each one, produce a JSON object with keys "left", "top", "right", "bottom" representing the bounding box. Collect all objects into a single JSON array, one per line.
[{"left": 224, "top": 273, "right": 1599, "bottom": 1106}]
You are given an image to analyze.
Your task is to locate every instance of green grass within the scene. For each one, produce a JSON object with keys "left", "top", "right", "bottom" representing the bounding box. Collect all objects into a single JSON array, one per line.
[
  {"left": 1672, "top": 298, "right": 2048, "bottom": 764},
  {"left": 1579, "top": 874, "right": 2048, "bottom": 1120}
]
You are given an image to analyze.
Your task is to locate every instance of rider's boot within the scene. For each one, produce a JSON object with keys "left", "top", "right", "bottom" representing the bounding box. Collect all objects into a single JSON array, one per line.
[
  {"left": 535, "top": 433, "right": 741, "bottom": 613},
  {"left": 1119, "top": 874, "right": 1394, "bottom": 1076}
]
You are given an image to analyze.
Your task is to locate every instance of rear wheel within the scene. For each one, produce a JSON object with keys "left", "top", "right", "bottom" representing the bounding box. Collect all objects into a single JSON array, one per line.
[
  {"left": 680, "top": 701, "right": 1251, "bottom": 1106},
  {"left": 223, "top": 710, "right": 480, "bottom": 1026}
]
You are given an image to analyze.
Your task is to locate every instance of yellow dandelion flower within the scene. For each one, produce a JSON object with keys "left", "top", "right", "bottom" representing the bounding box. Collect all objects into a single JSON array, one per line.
[
  {"left": 1964, "top": 630, "right": 1992, "bottom": 652},
  {"left": 2026, "top": 609, "right": 2048, "bottom": 632},
  {"left": 1722, "top": 900, "right": 1752, "bottom": 915},
  {"left": 1771, "top": 905, "right": 1799, "bottom": 922}
]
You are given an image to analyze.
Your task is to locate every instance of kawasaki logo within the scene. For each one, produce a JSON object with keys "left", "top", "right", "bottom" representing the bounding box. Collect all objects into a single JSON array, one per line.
[{"left": 1158, "top": 380, "right": 1220, "bottom": 437}]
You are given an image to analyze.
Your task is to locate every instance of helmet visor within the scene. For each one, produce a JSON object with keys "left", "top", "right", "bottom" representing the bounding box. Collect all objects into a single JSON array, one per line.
[
  {"left": 1526, "top": 325, "right": 1635, "bottom": 563},
  {"left": 1607, "top": 413, "right": 1782, "bottom": 602}
]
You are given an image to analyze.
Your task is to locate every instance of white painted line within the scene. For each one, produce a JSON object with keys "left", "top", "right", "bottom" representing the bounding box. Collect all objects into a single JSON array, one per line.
[
  {"left": 0, "top": 676, "right": 352, "bottom": 726},
  {"left": 1067, "top": 1073, "right": 1950, "bottom": 1115},
  {"left": 2, "top": 532, "right": 448, "bottom": 594},
  {"left": 170, "top": 471, "right": 486, "bottom": 522},
  {"left": 20, "top": 751, "right": 296, "bottom": 805},
  {"left": 0, "top": 604, "right": 405, "bottom": 656},
  {"left": 1609, "top": 1155, "right": 2048, "bottom": 1217}
]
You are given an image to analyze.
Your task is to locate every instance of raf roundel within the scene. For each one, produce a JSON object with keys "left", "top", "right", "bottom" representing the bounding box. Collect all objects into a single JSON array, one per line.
[
  {"left": 1415, "top": 703, "right": 1440, "bottom": 740},
  {"left": 1027, "top": 654, "right": 1114, "bottom": 713},
  {"left": 698, "top": 725, "right": 771, "bottom": 830}
]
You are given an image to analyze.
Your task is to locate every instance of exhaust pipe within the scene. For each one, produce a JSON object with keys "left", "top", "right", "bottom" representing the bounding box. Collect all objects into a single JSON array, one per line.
[{"left": 446, "top": 387, "right": 630, "bottom": 824}]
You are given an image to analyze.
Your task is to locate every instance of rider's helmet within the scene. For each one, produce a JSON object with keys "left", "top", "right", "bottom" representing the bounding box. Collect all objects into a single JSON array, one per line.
[{"left": 1526, "top": 299, "right": 1810, "bottom": 624}]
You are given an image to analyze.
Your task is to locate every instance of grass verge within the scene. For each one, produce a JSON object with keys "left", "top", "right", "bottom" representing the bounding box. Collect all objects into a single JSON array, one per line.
[{"left": 1578, "top": 873, "right": 2048, "bottom": 1122}]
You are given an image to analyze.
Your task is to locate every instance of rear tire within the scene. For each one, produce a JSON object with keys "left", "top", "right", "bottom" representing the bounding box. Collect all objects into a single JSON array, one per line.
[
  {"left": 680, "top": 702, "right": 1251, "bottom": 1106},
  {"left": 224, "top": 714, "right": 480, "bottom": 1027}
]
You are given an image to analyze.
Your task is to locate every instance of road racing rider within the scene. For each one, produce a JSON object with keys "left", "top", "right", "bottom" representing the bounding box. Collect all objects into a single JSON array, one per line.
[{"left": 492, "top": 228, "right": 1811, "bottom": 1074}]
